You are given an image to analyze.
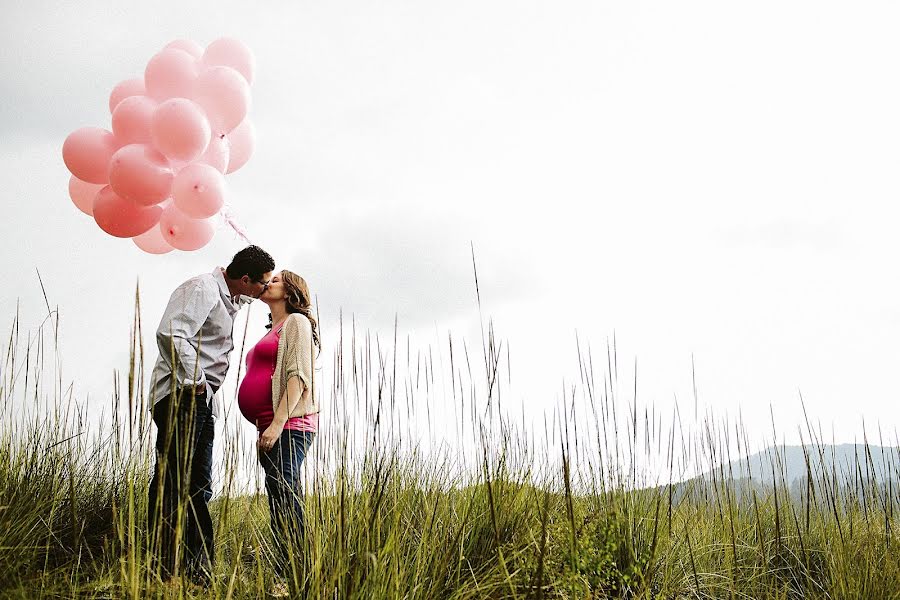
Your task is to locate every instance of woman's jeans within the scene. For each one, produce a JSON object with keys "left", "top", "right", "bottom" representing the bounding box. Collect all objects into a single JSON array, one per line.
[
  {"left": 259, "top": 429, "right": 315, "bottom": 576},
  {"left": 148, "top": 392, "right": 215, "bottom": 580}
]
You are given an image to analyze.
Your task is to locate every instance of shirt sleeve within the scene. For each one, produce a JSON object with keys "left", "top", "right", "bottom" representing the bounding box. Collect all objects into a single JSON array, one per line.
[
  {"left": 283, "top": 313, "right": 313, "bottom": 393},
  {"left": 155, "top": 280, "right": 217, "bottom": 391}
]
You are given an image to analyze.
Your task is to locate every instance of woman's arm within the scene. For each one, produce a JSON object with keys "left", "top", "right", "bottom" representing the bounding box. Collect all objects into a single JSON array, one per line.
[
  {"left": 272, "top": 377, "right": 304, "bottom": 428},
  {"left": 258, "top": 378, "right": 305, "bottom": 450}
]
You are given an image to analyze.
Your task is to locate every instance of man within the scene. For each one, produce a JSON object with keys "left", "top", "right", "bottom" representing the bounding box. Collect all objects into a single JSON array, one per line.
[{"left": 147, "top": 245, "right": 275, "bottom": 584}]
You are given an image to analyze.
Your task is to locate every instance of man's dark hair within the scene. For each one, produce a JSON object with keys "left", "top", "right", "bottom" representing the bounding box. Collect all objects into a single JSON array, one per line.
[{"left": 226, "top": 245, "right": 275, "bottom": 281}]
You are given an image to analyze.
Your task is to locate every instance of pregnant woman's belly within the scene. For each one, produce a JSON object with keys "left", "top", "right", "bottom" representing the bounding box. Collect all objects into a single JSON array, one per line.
[
  {"left": 238, "top": 372, "right": 275, "bottom": 430},
  {"left": 239, "top": 374, "right": 319, "bottom": 433}
]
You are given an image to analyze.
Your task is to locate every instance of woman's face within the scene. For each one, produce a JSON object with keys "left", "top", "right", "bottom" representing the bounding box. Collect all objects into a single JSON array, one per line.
[{"left": 260, "top": 271, "right": 287, "bottom": 305}]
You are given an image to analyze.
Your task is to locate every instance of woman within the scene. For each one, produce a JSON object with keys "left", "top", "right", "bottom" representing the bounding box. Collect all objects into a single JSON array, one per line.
[{"left": 238, "top": 270, "right": 320, "bottom": 589}]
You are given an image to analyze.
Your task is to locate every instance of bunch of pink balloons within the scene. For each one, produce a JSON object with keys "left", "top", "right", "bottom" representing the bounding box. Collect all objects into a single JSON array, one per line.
[{"left": 63, "top": 38, "right": 257, "bottom": 254}]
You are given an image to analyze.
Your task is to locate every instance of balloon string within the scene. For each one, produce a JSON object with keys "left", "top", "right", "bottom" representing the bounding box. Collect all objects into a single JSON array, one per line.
[{"left": 221, "top": 205, "right": 253, "bottom": 244}]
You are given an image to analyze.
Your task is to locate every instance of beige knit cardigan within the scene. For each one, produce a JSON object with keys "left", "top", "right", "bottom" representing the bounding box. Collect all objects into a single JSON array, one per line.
[{"left": 271, "top": 313, "right": 318, "bottom": 418}]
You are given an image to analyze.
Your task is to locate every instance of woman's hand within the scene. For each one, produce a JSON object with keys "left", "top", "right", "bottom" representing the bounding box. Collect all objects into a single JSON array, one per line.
[{"left": 258, "top": 423, "right": 282, "bottom": 452}]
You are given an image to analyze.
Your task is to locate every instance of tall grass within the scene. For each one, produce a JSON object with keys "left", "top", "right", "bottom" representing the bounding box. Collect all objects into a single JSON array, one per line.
[{"left": 1, "top": 290, "right": 899, "bottom": 599}]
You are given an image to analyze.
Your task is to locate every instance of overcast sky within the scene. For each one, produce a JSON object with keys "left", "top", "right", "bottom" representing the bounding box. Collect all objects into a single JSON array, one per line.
[{"left": 3, "top": 0, "right": 900, "bottom": 458}]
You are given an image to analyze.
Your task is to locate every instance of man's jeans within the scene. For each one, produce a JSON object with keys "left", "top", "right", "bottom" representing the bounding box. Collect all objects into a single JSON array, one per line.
[
  {"left": 148, "top": 392, "right": 215, "bottom": 579},
  {"left": 259, "top": 429, "right": 315, "bottom": 577}
]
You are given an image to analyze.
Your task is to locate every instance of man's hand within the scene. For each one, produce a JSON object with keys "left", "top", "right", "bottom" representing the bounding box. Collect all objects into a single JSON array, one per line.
[
  {"left": 258, "top": 423, "right": 282, "bottom": 452},
  {"left": 179, "top": 385, "right": 206, "bottom": 401}
]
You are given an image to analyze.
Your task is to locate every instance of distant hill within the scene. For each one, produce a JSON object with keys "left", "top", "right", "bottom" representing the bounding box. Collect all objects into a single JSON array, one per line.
[
  {"left": 666, "top": 444, "right": 900, "bottom": 502},
  {"left": 708, "top": 444, "right": 899, "bottom": 485}
]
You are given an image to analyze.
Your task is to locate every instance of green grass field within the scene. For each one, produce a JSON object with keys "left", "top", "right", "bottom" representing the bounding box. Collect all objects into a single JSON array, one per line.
[{"left": 1, "top": 300, "right": 899, "bottom": 599}]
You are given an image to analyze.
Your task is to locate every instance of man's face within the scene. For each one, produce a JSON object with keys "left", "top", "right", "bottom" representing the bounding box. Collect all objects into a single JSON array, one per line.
[{"left": 241, "top": 271, "right": 273, "bottom": 299}]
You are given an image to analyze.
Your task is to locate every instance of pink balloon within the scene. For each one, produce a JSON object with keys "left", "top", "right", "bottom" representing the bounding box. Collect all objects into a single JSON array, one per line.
[
  {"left": 108, "top": 144, "right": 173, "bottom": 206},
  {"left": 160, "top": 205, "right": 215, "bottom": 251},
  {"left": 164, "top": 39, "right": 203, "bottom": 59},
  {"left": 111, "top": 95, "right": 156, "bottom": 145},
  {"left": 192, "top": 66, "right": 250, "bottom": 133},
  {"left": 226, "top": 120, "right": 255, "bottom": 173},
  {"left": 198, "top": 133, "right": 230, "bottom": 173},
  {"left": 133, "top": 225, "right": 174, "bottom": 254},
  {"left": 202, "top": 37, "right": 255, "bottom": 84},
  {"left": 68, "top": 176, "right": 104, "bottom": 216},
  {"left": 172, "top": 163, "right": 225, "bottom": 219},
  {"left": 109, "top": 78, "right": 146, "bottom": 113},
  {"left": 151, "top": 98, "right": 211, "bottom": 162},
  {"left": 144, "top": 48, "right": 198, "bottom": 100},
  {"left": 62, "top": 127, "right": 118, "bottom": 184},
  {"left": 93, "top": 186, "right": 163, "bottom": 238}
]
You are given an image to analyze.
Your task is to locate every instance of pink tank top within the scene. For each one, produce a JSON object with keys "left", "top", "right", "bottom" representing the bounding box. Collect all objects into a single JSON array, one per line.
[{"left": 238, "top": 325, "right": 318, "bottom": 433}]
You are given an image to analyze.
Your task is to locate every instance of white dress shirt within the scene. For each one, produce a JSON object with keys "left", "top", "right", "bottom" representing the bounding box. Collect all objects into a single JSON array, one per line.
[{"left": 149, "top": 267, "right": 252, "bottom": 415}]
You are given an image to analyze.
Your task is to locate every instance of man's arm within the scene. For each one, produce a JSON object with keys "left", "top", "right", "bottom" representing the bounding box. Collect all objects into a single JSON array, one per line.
[{"left": 156, "top": 281, "right": 216, "bottom": 396}]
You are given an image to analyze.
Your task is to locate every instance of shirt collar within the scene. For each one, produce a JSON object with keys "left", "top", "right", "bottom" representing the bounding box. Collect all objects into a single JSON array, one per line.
[{"left": 213, "top": 267, "right": 250, "bottom": 307}]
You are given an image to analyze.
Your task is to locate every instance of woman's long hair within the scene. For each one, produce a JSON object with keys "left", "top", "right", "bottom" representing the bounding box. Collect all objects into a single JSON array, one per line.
[{"left": 273, "top": 270, "right": 320, "bottom": 351}]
